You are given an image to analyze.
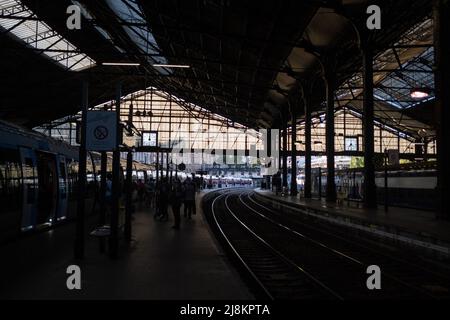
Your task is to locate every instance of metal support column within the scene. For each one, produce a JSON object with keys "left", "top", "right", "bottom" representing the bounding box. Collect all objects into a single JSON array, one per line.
[
  {"left": 74, "top": 80, "right": 88, "bottom": 260},
  {"left": 415, "top": 139, "right": 424, "bottom": 159},
  {"left": 100, "top": 151, "right": 107, "bottom": 226},
  {"left": 290, "top": 103, "right": 298, "bottom": 196},
  {"left": 282, "top": 124, "right": 288, "bottom": 188},
  {"left": 434, "top": 0, "right": 450, "bottom": 219},
  {"left": 384, "top": 150, "right": 389, "bottom": 213},
  {"left": 166, "top": 151, "right": 169, "bottom": 179},
  {"left": 109, "top": 83, "right": 121, "bottom": 259},
  {"left": 278, "top": 128, "right": 282, "bottom": 172},
  {"left": 124, "top": 151, "right": 132, "bottom": 241},
  {"left": 324, "top": 71, "right": 336, "bottom": 202},
  {"left": 160, "top": 149, "right": 164, "bottom": 179},
  {"left": 362, "top": 43, "right": 377, "bottom": 209},
  {"left": 303, "top": 91, "right": 312, "bottom": 199},
  {"left": 99, "top": 151, "right": 107, "bottom": 253},
  {"left": 156, "top": 148, "right": 160, "bottom": 185},
  {"left": 318, "top": 167, "right": 322, "bottom": 199}
]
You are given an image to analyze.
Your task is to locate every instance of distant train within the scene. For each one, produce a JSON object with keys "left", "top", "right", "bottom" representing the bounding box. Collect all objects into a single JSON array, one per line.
[
  {"left": 203, "top": 175, "right": 253, "bottom": 188},
  {"left": 294, "top": 167, "right": 437, "bottom": 210},
  {"left": 0, "top": 120, "right": 153, "bottom": 242}
]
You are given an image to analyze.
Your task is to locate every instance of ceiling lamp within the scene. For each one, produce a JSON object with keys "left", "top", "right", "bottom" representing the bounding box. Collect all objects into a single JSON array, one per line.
[
  {"left": 410, "top": 87, "right": 431, "bottom": 99},
  {"left": 153, "top": 64, "right": 190, "bottom": 68},
  {"left": 102, "top": 62, "right": 140, "bottom": 66}
]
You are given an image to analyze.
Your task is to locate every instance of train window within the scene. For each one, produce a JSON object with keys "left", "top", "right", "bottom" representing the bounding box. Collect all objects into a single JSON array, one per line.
[
  {"left": 86, "top": 153, "right": 98, "bottom": 198},
  {"left": 59, "top": 161, "right": 67, "bottom": 199},
  {"left": 86, "top": 153, "right": 94, "bottom": 175},
  {"left": 22, "top": 157, "right": 38, "bottom": 204},
  {"left": 67, "top": 160, "right": 79, "bottom": 199},
  {"left": 0, "top": 149, "right": 22, "bottom": 212}
]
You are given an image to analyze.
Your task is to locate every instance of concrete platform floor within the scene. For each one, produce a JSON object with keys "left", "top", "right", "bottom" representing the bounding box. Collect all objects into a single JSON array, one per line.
[
  {"left": 0, "top": 193, "right": 254, "bottom": 300},
  {"left": 255, "top": 189, "right": 450, "bottom": 247}
]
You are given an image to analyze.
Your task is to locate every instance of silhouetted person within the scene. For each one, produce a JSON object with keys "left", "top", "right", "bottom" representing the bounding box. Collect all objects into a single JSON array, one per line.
[
  {"left": 183, "top": 178, "right": 196, "bottom": 219},
  {"left": 105, "top": 173, "right": 113, "bottom": 221},
  {"left": 137, "top": 179, "right": 145, "bottom": 202},
  {"left": 145, "top": 178, "right": 156, "bottom": 208},
  {"left": 156, "top": 178, "right": 170, "bottom": 221},
  {"left": 170, "top": 179, "right": 184, "bottom": 229},
  {"left": 273, "top": 171, "right": 282, "bottom": 195}
]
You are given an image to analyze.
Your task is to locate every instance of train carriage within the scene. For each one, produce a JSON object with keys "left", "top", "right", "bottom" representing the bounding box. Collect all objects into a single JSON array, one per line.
[{"left": 0, "top": 120, "right": 84, "bottom": 241}]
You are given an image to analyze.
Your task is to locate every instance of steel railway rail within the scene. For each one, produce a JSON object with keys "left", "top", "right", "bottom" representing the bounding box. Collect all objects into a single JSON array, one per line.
[
  {"left": 244, "top": 192, "right": 450, "bottom": 299},
  {"left": 242, "top": 192, "right": 450, "bottom": 299},
  {"left": 205, "top": 189, "right": 450, "bottom": 300},
  {"left": 209, "top": 189, "right": 342, "bottom": 300}
]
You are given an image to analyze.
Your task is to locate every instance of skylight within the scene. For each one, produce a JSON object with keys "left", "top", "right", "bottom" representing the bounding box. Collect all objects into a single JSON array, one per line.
[
  {"left": 71, "top": 0, "right": 126, "bottom": 54},
  {"left": 0, "top": 0, "right": 96, "bottom": 71},
  {"left": 104, "top": 0, "right": 170, "bottom": 75}
]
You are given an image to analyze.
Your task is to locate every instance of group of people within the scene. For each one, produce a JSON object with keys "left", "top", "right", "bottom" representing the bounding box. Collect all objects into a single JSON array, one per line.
[{"left": 134, "top": 177, "right": 197, "bottom": 230}]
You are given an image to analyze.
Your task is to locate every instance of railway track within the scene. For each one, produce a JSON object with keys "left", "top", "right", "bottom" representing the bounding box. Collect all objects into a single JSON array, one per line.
[{"left": 205, "top": 189, "right": 450, "bottom": 300}]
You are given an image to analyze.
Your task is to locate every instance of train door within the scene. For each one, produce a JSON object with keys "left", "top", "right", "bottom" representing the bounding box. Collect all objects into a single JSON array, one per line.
[
  {"left": 56, "top": 155, "right": 68, "bottom": 221},
  {"left": 19, "top": 147, "right": 38, "bottom": 230},
  {"left": 36, "top": 151, "right": 58, "bottom": 226}
]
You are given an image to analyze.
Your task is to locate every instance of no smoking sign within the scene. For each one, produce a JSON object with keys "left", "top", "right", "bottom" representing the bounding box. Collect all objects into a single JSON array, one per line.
[
  {"left": 86, "top": 111, "right": 117, "bottom": 151},
  {"left": 94, "top": 126, "right": 109, "bottom": 140}
]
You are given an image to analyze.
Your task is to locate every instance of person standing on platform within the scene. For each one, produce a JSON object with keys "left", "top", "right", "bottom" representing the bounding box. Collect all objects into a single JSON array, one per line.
[
  {"left": 170, "top": 179, "right": 184, "bottom": 229},
  {"left": 137, "top": 179, "right": 145, "bottom": 202},
  {"left": 105, "top": 173, "right": 113, "bottom": 220},
  {"left": 273, "top": 171, "right": 282, "bottom": 196},
  {"left": 183, "top": 178, "right": 196, "bottom": 219},
  {"left": 145, "top": 177, "right": 156, "bottom": 209},
  {"left": 156, "top": 177, "right": 170, "bottom": 221}
]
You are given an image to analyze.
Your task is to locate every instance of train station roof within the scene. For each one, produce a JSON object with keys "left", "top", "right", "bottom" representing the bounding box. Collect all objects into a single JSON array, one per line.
[{"left": 0, "top": 0, "right": 434, "bottom": 139}]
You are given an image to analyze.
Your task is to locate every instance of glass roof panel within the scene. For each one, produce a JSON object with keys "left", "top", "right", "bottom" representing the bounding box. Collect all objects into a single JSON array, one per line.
[
  {"left": 105, "top": 0, "right": 170, "bottom": 74},
  {"left": 0, "top": 0, "right": 96, "bottom": 71},
  {"left": 376, "top": 47, "right": 435, "bottom": 109}
]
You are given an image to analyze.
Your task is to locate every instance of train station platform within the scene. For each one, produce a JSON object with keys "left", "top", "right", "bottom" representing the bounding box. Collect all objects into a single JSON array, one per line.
[
  {"left": 0, "top": 192, "right": 253, "bottom": 300},
  {"left": 254, "top": 189, "right": 450, "bottom": 257}
]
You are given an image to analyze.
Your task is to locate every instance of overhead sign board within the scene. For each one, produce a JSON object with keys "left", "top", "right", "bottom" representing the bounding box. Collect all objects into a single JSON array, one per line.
[
  {"left": 387, "top": 149, "right": 400, "bottom": 166},
  {"left": 86, "top": 111, "right": 117, "bottom": 151}
]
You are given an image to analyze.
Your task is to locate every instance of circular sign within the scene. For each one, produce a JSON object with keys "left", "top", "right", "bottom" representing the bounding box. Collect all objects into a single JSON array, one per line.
[{"left": 94, "top": 125, "right": 109, "bottom": 140}]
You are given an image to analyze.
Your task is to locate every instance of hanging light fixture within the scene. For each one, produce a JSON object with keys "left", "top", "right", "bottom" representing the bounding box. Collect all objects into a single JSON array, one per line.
[
  {"left": 410, "top": 87, "right": 431, "bottom": 99},
  {"left": 102, "top": 62, "right": 140, "bottom": 66},
  {"left": 152, "top": 64, "right": 190, "bottom": 68}
]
